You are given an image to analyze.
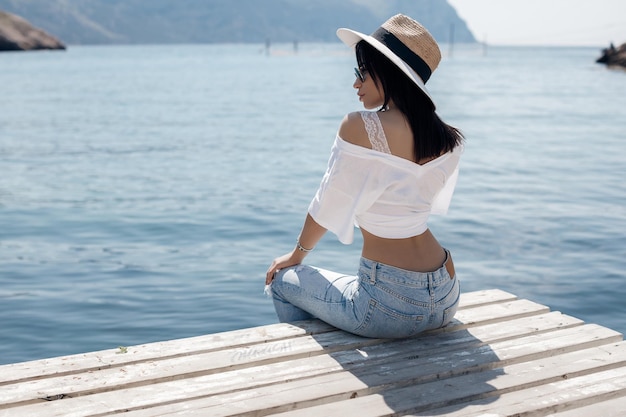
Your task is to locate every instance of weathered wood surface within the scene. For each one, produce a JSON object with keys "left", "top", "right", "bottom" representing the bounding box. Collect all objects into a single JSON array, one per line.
[{"left": 1, "top": 289, "right": 625, "bottom": 417}]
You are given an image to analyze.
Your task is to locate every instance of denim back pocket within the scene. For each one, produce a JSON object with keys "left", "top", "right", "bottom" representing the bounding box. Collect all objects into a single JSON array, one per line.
[{"left": 354, "top": 298, "right": 426, "bottom": 339}]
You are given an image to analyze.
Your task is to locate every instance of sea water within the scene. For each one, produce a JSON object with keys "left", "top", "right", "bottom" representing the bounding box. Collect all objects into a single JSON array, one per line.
[{"left": 1, "top": 43, "right": 625, "bottom": 365}]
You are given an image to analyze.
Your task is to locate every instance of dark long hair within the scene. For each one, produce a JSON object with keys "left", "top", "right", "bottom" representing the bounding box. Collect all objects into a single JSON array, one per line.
[{"left": 355, "top": 40, "right": 464, "bottom": 161}]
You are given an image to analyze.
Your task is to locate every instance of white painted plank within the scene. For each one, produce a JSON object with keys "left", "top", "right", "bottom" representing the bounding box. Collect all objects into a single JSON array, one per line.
[
  {"left": 0, "top": 298, "right": 553, "bottom": 409},
  {"left": 174, "top": 347, "right": 626, "bottom": 416},
  {"left": 0, "top": 320, "right": 337, "bottom": 384},
  {"left": 44, "top": 325, "right": 620, "bottom": 417},
  {"left": 0, "top": 329, "right": 377, "bottom": 408},
  {"left": 0, "top": 300, "right": 562, "bottom": 415},
  {"left": 480, "top": 324, "right": 622, "bottom": 363},
  {"left": 420, "top": 365, "right": 626, "bottom": 417},
  {"left": 23, "top": 311, "right": 574, "bottom": 414},
  {"left": 248, "top": 337, "right": 626, "bottom": 417},
  {"left": 5, "top": 291, "right": 621, "bottom": 417},
  {"left": 0, "top": 289, "right": 510, "bottom": 385},
  {"left": 447, "top": 298, "right": 549, "bottom": 330},
  {"left": 545, "top": 394, "right": 626, "bottom": 417},
  {"left": 458, "top": 288, "right": 517, "bottom": 310},
  {"left": 329, "top": 311, "right": 583, "bottom": 367}
]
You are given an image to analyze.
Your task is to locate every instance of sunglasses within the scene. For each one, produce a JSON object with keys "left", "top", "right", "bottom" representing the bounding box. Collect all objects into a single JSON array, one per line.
[{"left": 354, "top": 66, "right": 367, "bottom": 82}]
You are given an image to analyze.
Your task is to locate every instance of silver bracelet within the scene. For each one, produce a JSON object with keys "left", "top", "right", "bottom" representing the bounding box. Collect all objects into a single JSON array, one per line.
[{"left": 296, "top": 239, "right": 314, "bottom": 252}]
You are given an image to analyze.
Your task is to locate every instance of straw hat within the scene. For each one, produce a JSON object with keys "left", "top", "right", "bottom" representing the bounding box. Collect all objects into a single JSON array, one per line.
[{"left": 337, "top": 14, "right": 441, "bottom": 105}]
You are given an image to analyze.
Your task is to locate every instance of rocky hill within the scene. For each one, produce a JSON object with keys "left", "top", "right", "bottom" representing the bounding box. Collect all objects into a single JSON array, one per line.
[
  {"left": 0, "top": 0, "right": 474, "bottom": 46},
  {"left": 596, "top": 42, "right": 626, "bottom": 68},
  {"left": 0, "top": 10, "right": 65, "bottom": 50}
]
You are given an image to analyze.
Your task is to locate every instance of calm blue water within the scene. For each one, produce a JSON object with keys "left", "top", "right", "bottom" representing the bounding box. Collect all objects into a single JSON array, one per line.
[{"left": 1, "top": 43, "right": 625, "bottom": 365}]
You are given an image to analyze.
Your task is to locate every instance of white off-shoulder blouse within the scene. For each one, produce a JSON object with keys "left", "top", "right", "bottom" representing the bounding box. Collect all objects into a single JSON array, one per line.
[{"left": 308, "top": 111, "right": 462, "bottom": 244}]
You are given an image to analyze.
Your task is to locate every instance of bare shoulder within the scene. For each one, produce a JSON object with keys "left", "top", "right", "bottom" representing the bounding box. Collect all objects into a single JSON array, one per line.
[{"left": 338, "top": 112, "right": 371, "bottom": 149}]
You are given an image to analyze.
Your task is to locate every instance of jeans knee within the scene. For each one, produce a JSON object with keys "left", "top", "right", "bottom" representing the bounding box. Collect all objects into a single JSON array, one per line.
[{"left": 269, "top": 269, "right": 292, "bottom": 302}]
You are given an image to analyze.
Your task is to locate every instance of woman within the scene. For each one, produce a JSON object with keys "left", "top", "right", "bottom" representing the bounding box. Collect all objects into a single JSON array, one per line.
[{"left": 265, "top": 14, "right": 464, "bottom": 339}]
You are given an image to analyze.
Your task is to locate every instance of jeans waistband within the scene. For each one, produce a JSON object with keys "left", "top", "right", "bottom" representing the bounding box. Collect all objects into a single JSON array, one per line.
[{"left": 359, "top": 249, "right": 454, "bottom": 287}]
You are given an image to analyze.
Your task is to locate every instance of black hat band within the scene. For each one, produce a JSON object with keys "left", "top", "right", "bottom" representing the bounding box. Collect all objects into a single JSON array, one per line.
[{"left": 371, "top": 27, "right": 432, "bottom": 83}]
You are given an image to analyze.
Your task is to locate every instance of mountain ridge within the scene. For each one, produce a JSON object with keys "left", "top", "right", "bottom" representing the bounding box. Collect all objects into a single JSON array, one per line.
[{"left": 0, "top": 0, "right": 475, "bottom": 46}]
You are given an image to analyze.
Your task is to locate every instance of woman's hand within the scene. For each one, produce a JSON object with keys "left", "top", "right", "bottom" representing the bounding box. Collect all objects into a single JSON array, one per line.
[
  {"left": 266, "top": 215, "right": 327, "bottom": 285},
  {"left": 265, "top": 250, "right": 305, "bottom": 285}
]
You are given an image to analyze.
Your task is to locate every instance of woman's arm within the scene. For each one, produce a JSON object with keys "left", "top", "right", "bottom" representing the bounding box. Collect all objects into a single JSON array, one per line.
[{"left": 265, "top": 213, "right": 327, "bottom": 284}]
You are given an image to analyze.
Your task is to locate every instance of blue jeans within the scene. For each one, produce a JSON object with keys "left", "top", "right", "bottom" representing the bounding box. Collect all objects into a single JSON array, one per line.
[{"left": 270, "top": 250, "right": 460, "bottom": 339}]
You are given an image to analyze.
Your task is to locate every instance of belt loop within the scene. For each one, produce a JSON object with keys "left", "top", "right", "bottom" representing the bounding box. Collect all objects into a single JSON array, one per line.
[{"left": 369, "top": 261, "right": 377, "bottom": 284}]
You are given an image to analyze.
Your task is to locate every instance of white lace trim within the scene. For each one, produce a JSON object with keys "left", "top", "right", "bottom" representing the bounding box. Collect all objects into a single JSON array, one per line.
[{"left": 360, "top": 111, "right": 391, "bottom": 154}]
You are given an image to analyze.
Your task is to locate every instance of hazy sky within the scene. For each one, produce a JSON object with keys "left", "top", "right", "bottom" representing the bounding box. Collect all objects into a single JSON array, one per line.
[{"left": 447, "top": 0, "right": 626, "bottom": 46}]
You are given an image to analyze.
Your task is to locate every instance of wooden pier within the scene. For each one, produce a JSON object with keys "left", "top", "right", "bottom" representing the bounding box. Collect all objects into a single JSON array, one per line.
[{"left": 1, "top": 289, "right": 626, "bottom": 416}]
